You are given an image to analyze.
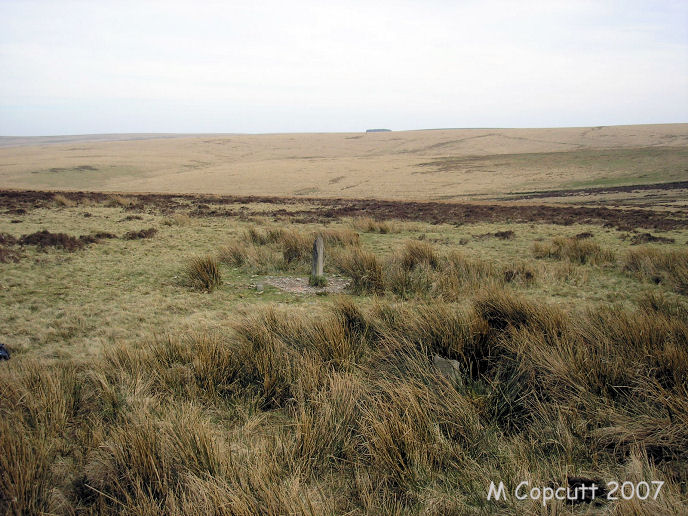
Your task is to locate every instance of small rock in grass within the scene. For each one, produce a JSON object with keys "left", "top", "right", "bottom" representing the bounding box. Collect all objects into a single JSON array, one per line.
[{"left": 433, "top": 354, "right": 461, "bottom": 383}]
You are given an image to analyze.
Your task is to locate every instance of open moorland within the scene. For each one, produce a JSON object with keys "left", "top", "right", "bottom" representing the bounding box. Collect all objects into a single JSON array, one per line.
[
  {"left": 1, "top": 124, "right": 687, "bottom": 204},
  {"left": 1, "top": 125, "right": 688, "bottom": 515}
]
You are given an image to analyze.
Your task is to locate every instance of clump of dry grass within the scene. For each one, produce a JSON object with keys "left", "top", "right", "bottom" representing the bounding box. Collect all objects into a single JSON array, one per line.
[
  {"left": 630, "top": 232, "right": 675, "bottom": 245},
  {"left": 241, "top": 227, "right": 312, "bottom": 266},
  {"left": 0, "top": 233, "right": 18, "bottom": 246},
  {"left": 19, "top": 230, "right": 85, "bottom": 251},
  {"left": 309, "top": 274, "right": 327, "bottom": 287},
  {"left": 533, "top": 236, "right": 615, "bottom": 265},
  {"left": 162, "top": 213, "right": 191, "bottom": 226},
  {"left": 321, "top": 228, "right": 360, "bottom": 247},
  {"left": 434, "top": 250, "right": 499, "bottom": 294},
  {"left": 78, "top": 231, "right": 117, "bottom": 245},
  {"left": 218, "top": 241, "right": 282, "bottom": 273},
  {"left": 218, "top": 241, "right": 248, "bottom": 267},
  {"left": 106, "top": 194, "right": 134, "bottom": 208},
  {"left": 279, "top": 229, "right": 311, "bottom": 265},
  {"left": 351, "top": 216, "right": 395, "bottom": 234},
  {"left": 502, "top": 261, "right": 537, "bottom": 285},
  {"left": 184, "top": 255, "right": 222, "bottom": 291},
  {"left": 2, "top": 289, "right": 688, "bottom": 514},
  {"left": 475, "top": 230, "right": 515, "bottom": 240},
  {"left": 637, "top": 290, "right": 688, "bottom": 319},
  {"left": 0, "top": 246, "right": 22, "bottom": 263},
  {"left": 623, "top": 247, "right": 688, "bottom": 294},
  {"left": 548, "top": 260, "right": 589, "bottom": 285},
  {"left": 53, "top": 193, "right": 76, "bottom": 207},
  {"left": 123, "top": 227, "right": 157, "bottom": 240},
  {"left": 232, "top": 227, "right": 362, "bottom": 274},
  {"left": 388, "top": 248, "right": 537, "bottom": 301},
  {"left": 334, "top": 247, "right": 385, "bottom": 294},
  {"left": 245, "top": 226, "right": 359, "bottom": 249},
  {"left": 474, "top": 287, "right": 567, "bottom": 335},
  {"left": 243, "top": 226, "right": 270, "bottom": 245},
  {"left": 370, "top": 301, "right": 488, "bottom": 364},
  {"left": 401, "top": 240, "right": 439, "bottom": 270},
  {"left": 384, "top": 261, "right": 434, "bottom": 298},
  {"left": 225, "top": 229, "right": 539, "bottom": 300}
]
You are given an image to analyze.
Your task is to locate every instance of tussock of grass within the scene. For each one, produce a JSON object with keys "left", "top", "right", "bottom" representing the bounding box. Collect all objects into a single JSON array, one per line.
[
  {"left": 624, "top": 247, "right": 688, "bottom": 294},
  {"left": 0, "top": 233, "right": 18, "bottom": 246},
  {"left": 401, "top": 240, "right": 439, "bottom": 270},
  {"left": 0, "top": 246, "right": 21, "bottom": 263},
  {"left": 53, "top": 193, "right": 76, "bottom": 207},
  {"left": 321, "top": 228, "right": 360, "bottom": 247},
  {"left": 502, "top": 262, "right": 536, "bottom": 284},
  {"left": 19, "top": 230, "right": 86, "bottom": 251},
  {"left": 379, "top": 246, "right": 537, "bottom": 300},
  {"left": 548, "top": 260, "right": 589, "bottom": 285},
  {"left": 219, "top": 241, "right": 282, "bottom": 274},
  {"left": 351, "top": 216, "right": 395, "bottom": 233},
  {"left": 384, "top": 261, "right": 434, "bottom": 298},
  {"left": 334, "top": 247, "right": 385, "bottom": 294},
  {"left": 79, "top": 231, "right": 117, "bottom": 245},
  {"left": 474, "top": 287, "right": 567, "bottom": 334},
  {"left": 637, "top": 290, "right": 688, "bottom": 319},
  {"left": 308, "top": 274, "right": 327, "bottom": 287},
  {"left": 630, "top": 232, "right": 675, "bottom": 245},
  {"left": 123, "top": 227, "right": 157, "bottom": 240},
  {"left": 433, "top": 250, "right": 501, "bottom": 299},
  {"left": 218, "top": 241, "right": 248, "bottom": 267},
  {"left": 4, "top": 195, "right": 688, "bottom": 514},
  {"left": 184, "top": 255, "right": 222, "bottom": 291},
  {"left": 475, "top": 229, "right": 515, "bottom": 240},
  {"left": 223, "top": 229, "right": 544, "bottom": 299},
  {"left": 240, "top": 226, "right": 360, "bottom": 271},
  {"left": 162, "top": 213, "right": 191, "bottom": 226},
  {"left": 244, "top": 226, "right": 271, "bottom": 245},
  {"left": 279, "top": 229, "right": 311, "bottom": 265},
  {"left": 533, "top": 236, "right": 615, "bottom": 265},
  {"left": 3, "top": 290, "right": 687, "bottom": 514},
  {"left": 106, "top": 194, "right": 134, "bottom": 207}
]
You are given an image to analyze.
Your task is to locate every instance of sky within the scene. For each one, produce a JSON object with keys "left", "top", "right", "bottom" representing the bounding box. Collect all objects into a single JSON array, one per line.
[{"left": 1, "top": 0, "right": 687, "bottom": 135}]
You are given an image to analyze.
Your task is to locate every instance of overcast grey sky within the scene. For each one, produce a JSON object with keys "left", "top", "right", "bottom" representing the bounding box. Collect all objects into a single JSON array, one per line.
[{"left": 1, "top": 0, "right": 687, "bottom": 135}]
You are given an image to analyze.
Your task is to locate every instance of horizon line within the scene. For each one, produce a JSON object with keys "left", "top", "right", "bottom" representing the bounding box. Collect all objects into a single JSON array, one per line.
[{"left": 2, "top": 121, "right": 688, "bottom": 139}]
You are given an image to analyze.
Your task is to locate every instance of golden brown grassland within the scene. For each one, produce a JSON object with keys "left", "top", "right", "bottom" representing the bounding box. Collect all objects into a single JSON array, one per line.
[
  {"left": 1, "top": 125, "right": 687, "bottom": 203},
  {"left": 1, "top": 191, "right": 687, "bottom": 515}
]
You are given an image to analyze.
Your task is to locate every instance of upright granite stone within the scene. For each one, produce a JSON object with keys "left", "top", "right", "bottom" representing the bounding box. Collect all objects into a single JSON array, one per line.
[{"left": 312, "top": 234, "right": 324, "bottom": 279}]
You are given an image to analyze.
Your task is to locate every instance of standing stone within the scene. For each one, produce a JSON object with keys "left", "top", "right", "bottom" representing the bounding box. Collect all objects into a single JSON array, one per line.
[{"left": 312, "top": 234, "right": 324, "bottom": 278}]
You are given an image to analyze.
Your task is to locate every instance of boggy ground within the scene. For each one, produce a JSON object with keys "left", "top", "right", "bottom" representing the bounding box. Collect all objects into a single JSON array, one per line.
[
  {"left": 3, "top": 188, "right": 688, "bottom": 230},
  {"left": 1, "top": 190, "right": 687, "bottom": 515}
]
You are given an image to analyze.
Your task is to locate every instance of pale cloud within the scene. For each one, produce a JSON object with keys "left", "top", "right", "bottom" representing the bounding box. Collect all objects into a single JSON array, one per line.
[{"left": 1, "top": 0, "right": 686, "bottom": 134}]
